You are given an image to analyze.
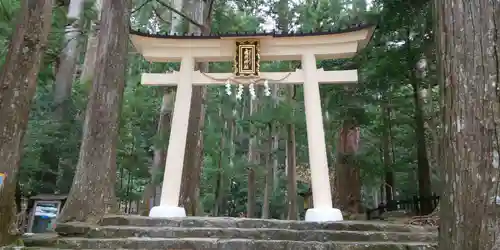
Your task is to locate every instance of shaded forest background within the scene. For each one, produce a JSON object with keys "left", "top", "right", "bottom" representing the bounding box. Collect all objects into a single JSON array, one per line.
[
  {"left": 0, "top": 0, "right": 439, "bottom": 219},
  {"left": 3, "top": 0, "right": 500, "bottom": 249}
]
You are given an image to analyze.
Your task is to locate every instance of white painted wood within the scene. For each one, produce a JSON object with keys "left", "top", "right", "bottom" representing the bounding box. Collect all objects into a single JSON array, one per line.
[
  {"left": 140, "top": 42, "right": 358, "bottom": 62},
  {"left": 130, "top": 26, "right": 374, "bottom": 62},
  {"left": 158, "top": 56, "right": 195, "bottom": 207},
  {"left": 132, "top": 25, "right": 376, "bottom": 222},
  {"left": 141, "top": 69, "right": 358, "bottom": 86},
  {"left": 301, "top": 52, "right": 333, "bottom": 209}
]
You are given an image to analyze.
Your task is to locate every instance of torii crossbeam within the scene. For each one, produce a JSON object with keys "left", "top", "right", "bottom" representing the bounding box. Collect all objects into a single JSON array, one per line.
[{"left": 130, "top": 24, "right": 375, "bottom": 222}]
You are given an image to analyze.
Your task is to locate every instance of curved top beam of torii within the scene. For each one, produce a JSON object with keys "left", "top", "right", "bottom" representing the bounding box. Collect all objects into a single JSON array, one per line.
[
  {"left": 133, "top": 23, "right": 377, "bottom": 221},
  {"left": 129, "top": 24, "right": 375, "bottom": 62}
]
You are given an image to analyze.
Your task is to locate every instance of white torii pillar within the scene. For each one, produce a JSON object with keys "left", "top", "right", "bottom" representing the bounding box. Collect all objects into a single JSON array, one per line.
[
  {"left": 301, "top": 52, "right": 342, "bottom": 222},
  {"left": 130, "top": 23, "right": 374, "bottom": 222},
  {"left": 147, "top": 64, "right": 355, "bottom": 222},
  {"left": 149, "top": 56, "right": 194, "bottom": 218}
]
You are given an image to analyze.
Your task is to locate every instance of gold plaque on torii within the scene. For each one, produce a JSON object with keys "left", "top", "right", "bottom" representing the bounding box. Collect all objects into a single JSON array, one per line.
[{"left": 234, "top": 40, "right": 260, "bottom": 77}]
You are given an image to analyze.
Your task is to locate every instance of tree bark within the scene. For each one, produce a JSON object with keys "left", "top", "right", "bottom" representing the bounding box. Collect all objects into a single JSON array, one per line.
[
  {"left": 179, "top": 0, "right": 213, "bottom": 216},
  {"left": 246, "top": 96, "right": 257, "bottom": 218},
  {"left": 226, "top": 108, "right": 236, "bottom": 215},
  {"left": 138, "top": 90, "right": 172, "bottom": 215},
  {"left": 276, "top": 0, "right": 297, "bottom": 221},
  {"left": 412, "top": 79, "right": 433, "bottom": 214},
  {"left": 261, "top": 123, "right": 274, "bottom": 219},
  {"left": 179, "top": 71, "right": 207, "bottom": 216},
  {"left": 382, "top": 99, "right": 394, "bottom": 204},
  {"left": 286, "top": 118, "right": 298, "bottom": 220},
  {"left": 139, "top": 0, "right": 183, "bottom": 215},
  {"left": 406, "top": 26, "right": 433, "bottom": 215},
  {"left": 213, "top": 108, "right": 226, "bottom": 216},
  {"left": 51, "top": 0, "right": 86, "bottom": 195},
  {"left": 271, "top": 84, "right": 280, "bottom": 191},
  {"left": 335, "top": 119, "right": 362, "bottom": 214},
  {"left": 436, "top": 0, "right": 500, "bottom": 249},
  {"left": 54, "top": 0, "right": 85, "bottom": 116},
  {"left": 57, "top": 0, "right": 131, "bottom": 223},
  {"left": 285, "top": 85, "right": 298, "bottom": 220},
  {"left": 0, "top": 0, "right": 52, "bottom": 245},
  {"left": 79, "top": 0, "right": 102, "bottom": 84},
  {"left": 324, "top": 109, "right": 340, "bottom": 207}
]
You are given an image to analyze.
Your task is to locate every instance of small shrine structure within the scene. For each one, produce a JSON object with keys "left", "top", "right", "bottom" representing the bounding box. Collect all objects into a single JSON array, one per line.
[{"left": 130, "top": 24, "right": 374, "bottom": 222}]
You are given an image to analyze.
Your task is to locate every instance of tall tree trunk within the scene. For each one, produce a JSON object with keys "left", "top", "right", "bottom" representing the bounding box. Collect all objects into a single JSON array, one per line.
[
  {"left": 138, "top": 90, "right": 172, "bottom": 215},
  {"left": 139, "top": 0, "right": 183, "bottom": 215},
  {"left": 382, "top": 98, "right": 394, "bottom": 204},
  {"left": 179, "top": 73, "right": 207, "bottom": 216},
  {"left": 246, "top": 96, "right": 257, "bottom": 218},
  {"left": 276, "top": 0, "right": 297, "bottom": 221},
  {"left": 406, "top": 25, "right": 433, "bottom": 215},
  {"left": 51, "top": 0, "right": 86, "bottom": 195},
  {"left": 262, "top": 123, "right": 274, "bottom": 218},
  {"left": 335, "top": 118, "right": 361, "bottom": 214},
  {"left": 436, "top": 0, "right": 500, "bottom": 249},
  {"left": 0, "top": 0, "right": 52, "bottom": 245},
  {"left": 226, "top": 107, "right": 236, "bottom": 216},
  {"left": 325, "top": 109, "right": 340, "bottom": 207},
  {"left": 214, "top": 112, "right": 226, "bottom": 216},
  {"left": 412, "top": 71, "right": 433, "bottom": 214},
  {"left": 179, "top": 0, "right": 213, "bottom": 216},
  {"left": 333, "top": 2, "right": 366, "bottom": 215},
  {"left": 183, "top": 81, "right": 207, "bottom": 216},
  {"left": 57, "top": 0, "right": 131, "bottom": 223},
  {"left": 54, "top": 0, "right": 84, "bottom": 115},
  {"left": 54, "top": 0, "right": 99, "bottom": 194},
  {"left": 271, "top": 84, "right": 280, "bottom": 191},
  {"left": 286, "top": 114, "right": 298, "bottom": 220},
  {"left": 79, "top": 0, "right": 103, "bottom": 84}
]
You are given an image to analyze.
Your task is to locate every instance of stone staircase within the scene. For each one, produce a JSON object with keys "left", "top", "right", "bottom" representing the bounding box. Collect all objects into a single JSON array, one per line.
[{"left": 20, "top": 215, "right": 438, "bottom": 249}]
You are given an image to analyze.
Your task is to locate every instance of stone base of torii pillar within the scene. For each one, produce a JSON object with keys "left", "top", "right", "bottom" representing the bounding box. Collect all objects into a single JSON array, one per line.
[
  {"left": 147, "top": 54, "right": 345, "bottom": 222},
  {"left": 130, "top": 22, "right": 374, "bottom": 223},
  {"left": 305, "top": 208, "right": 343, "bottom": 222},
  {"left": 149, "top": 206, "right": 342, "bottom": 222},
  {"left": 149, "top": 205, "right": 186, "bottom": 218}
]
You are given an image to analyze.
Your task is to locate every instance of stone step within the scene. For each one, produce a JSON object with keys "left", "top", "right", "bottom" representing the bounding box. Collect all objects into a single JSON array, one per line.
[
  {"left": 24, "top": 237, "right": 437, "bottom": 250},
  {"left": 60, "top": 224, "right": 436, "bottom": 242},
  {"left": 2, "top": 248, "right": 71, "bottom": 250},
  {"left": 99, "top": 215, "right": 433, "bottom": 233}
]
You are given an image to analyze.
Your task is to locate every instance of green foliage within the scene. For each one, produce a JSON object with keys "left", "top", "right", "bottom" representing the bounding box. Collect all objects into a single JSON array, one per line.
[{"left": 0, "top": 0, "right": 438, "bottom": 217}]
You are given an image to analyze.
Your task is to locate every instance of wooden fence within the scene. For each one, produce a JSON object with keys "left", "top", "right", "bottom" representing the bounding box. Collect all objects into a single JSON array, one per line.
[{"left": 366, "top": 194, "right": 440, "bottom": 220}]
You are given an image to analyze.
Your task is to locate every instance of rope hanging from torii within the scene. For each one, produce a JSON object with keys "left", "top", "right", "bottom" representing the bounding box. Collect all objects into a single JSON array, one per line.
[
  {"left": 204, "top": 38, "right": 293, "bottom": 100},
  {"left": 201, "top": 72, "right": 292, "bottom": 100}
]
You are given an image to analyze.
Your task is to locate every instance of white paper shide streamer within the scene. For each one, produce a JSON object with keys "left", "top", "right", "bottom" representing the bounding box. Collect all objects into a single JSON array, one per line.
[
  {"left": 248, "top": 81, "right": 256, "bottom": 100},
  {"left": 236, "top": 83, "right": 244, "bottom": 100},
  {"left": 224, "top": 79, "right": 271, "bottom": 100},
  {"left": 225, "top": 79, "right": 232, "bottom": 96},
  {"left": 263, "top": 80, "right": 271, "bottom": 96}
]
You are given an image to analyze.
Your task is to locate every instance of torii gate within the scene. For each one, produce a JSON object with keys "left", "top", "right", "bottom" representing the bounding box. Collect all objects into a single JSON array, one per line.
[{"left": 130, "top": 24, "right": 374, "bottom": 222}]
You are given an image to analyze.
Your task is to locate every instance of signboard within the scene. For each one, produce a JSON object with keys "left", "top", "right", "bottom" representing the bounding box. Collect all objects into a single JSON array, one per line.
[
  {"left": 234, "top": 40, "right": 260, "bottom": 77},
  {"left": 0, "top": 173, "right": 5, "bottom": 189}
]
